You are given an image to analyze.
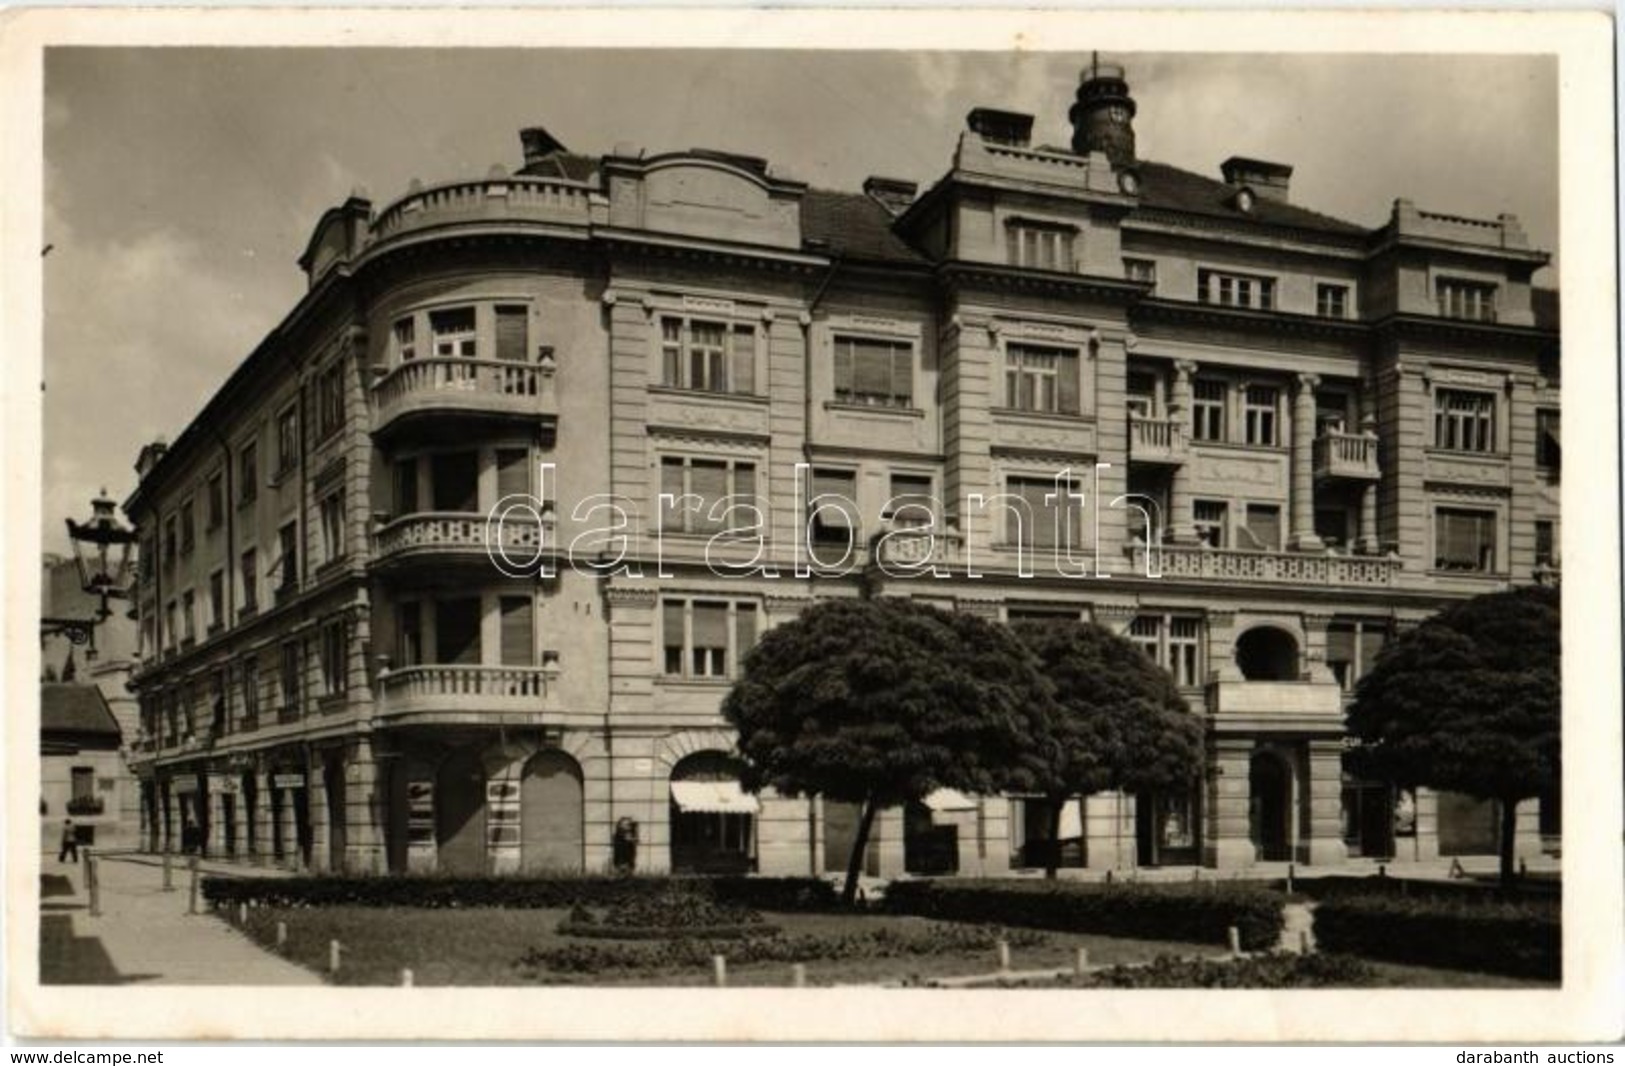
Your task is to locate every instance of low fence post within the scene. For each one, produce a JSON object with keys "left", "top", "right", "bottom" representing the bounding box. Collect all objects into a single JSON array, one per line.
[
  {"left": 712, "top": 955, "right": 727, "bottom": 988},
  {"left": 162, "top": 849, "right": 174, "bottom": 892},
  {"left": 86, "top": 850, "right": 101, "bottom": 918},
  {"left": 401, "top": 968, "right": 414, "bottom": 987},
  {"left": 1073, "top": 947, "right": 1089, "bottom": 975},
  {"left": 996, "top": 939, "right": 1011, "bottom": 973},
  {"left": 791, "top": 964, "right": 806, "bottom": 988},
  {"left": 1227, "top": 926, "right": 1242, "bottom": 957},
  {"left": 237, "top": 903, "right": 248, "bottom": 926},
  {"left": 329, "top": 939, "right": 342, "bottom": 975},
  {"left": 1286, "top": 863, "right": 1295, "bottom": 895},
  {"left": 187, "top": 854, "right": 200, "bottom": 915},
  {"left": 275, "top": 921, "right": 288, "bottom": 951}
]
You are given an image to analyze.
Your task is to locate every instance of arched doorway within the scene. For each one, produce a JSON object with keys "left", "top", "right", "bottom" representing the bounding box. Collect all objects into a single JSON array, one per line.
[
  {"left": 1249, "top": 751, "right": 1293, "bottom": 862},
  {"left": 436, "top": 748, "right": 488, "bottom": 875},
  {"left": 669, "top": 752, "right": 757, "bottom": 874},
  {"left": 1236, "top": 627, "right": 1300, "bottom": 681},
  {"left": 520, "top": 750, "right": 584, "bottom": 872}
]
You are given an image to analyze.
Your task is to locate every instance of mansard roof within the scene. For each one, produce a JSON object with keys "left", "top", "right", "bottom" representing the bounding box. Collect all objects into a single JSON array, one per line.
[{"left": 800, "top": 189, "right": 929, "bottom": 265}]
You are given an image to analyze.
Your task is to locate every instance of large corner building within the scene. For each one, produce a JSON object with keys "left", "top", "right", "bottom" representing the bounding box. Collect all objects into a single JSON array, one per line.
[{"left": 124, "top": 61, "right": 1560, "bottom": 878}]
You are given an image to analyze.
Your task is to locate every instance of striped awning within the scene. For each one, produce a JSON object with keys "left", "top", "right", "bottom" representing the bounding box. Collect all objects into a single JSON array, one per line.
[{"left": 671, "top": 780, "right": 760, "bottom": 814}]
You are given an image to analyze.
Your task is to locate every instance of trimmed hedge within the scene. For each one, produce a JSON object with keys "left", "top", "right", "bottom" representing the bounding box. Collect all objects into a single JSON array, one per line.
[
  {"left": 883, "top": 878, "right": 1286, "bottom": 951},
  {"left": 1285, "top": 874, "right": 1561, "bottom": 904},
  {"left": 1312, "top": 894, "right": 1560, "bottom": 979},
  {"left": 200, "top": 874, "right": 839, "bottom": 912},
  {"left": 954, "top": 952, "right": 1380, "bottom": 989}
]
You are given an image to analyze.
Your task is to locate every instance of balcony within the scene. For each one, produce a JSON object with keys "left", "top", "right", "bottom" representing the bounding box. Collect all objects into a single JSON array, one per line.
[
  {"left": 371, "top": 175, "right": 595, "bottom": 244},
  {"left": 1313, "top": 429, "right": 1380, "bottom": 481},
  {"left": 372, "top": 355, "right": 558, "bottom": 442},
  {"left": 372, "top": 511, "right": 557, "bottom": 573},
  {"left": 1206, "top": 678, "right": 1344, "bottom": 732},
  {"left": 1128, "top": 415, "right": 1188, "bottom": 465},
  {"left": 66, "top": 796, "right": 105, "bottom": 816},
  {"left": 869, "top": 525, "right": 966, "bottom": 570},
  {"left": 375, "top": 664, "right": 561, "bottom": 725},
  {"left": 1128, "top": 543, "right": 1402, "bottom": 587}
]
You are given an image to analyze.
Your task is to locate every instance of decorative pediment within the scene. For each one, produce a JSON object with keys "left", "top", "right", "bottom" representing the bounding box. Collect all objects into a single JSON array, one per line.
[{"left": 604, "top": 151, "right": 806, "bottom": 249}]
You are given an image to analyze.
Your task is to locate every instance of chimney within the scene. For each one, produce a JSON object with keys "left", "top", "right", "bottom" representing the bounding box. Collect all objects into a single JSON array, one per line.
[
  {"left": 966, "top": 108, "right": 1035, "bottom": 148},
  {"left": 134, "top": 439, "right": 168, "bottom": 481},
  {"left": 1220, "top": 156, "right": 1293, "bottom": 204},
  {"left": 863, "top": 176, "right": 918, "bottom": 217},
  {"left": 519, "top": 127, "right": 568, "bottom": 168}
]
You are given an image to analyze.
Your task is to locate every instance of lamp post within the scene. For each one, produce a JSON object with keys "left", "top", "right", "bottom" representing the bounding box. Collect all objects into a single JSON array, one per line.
[{"left": 42, "top": 490, "right": 139, "bottom": 660}]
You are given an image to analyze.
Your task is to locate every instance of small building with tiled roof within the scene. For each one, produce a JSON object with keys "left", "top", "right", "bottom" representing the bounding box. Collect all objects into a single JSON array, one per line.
[{"left": 41, "top": 684, "right": 138, "bottom": 853}]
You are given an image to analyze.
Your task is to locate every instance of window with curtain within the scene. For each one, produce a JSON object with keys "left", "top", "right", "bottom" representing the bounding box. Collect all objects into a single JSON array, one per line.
[
  {"left": 494, "top": 305, "right": 528, "bottom": 362},
  {"left": 499, "top": 596, "right": 534, "bottom": 666},
  {"left": 1004, "top": 343, "right": 1080, "bottom": 415},
  {"left": 661, "top": 599, "right": 758, "bottom": 679},
  {"left": 808, "top": 468, "right": 858, "bottom": 548},
  {"left": 885, "top": 473, "right": 936, "bottom": 527},
  {"left": 1240, "top": 504, "right": 1281, "bottom": 551},
  {"left": 1435, "top": 508, "right": 1496, "bottom": 571},
  {"left": 1005, "top": 476, "right": 1079, "bottom": 549},
  {"left": 833, "top": 335, "right": 913, "bottom": 407},
  {"left": 661, "top": 457, "right": 757, "bottom": 534}
]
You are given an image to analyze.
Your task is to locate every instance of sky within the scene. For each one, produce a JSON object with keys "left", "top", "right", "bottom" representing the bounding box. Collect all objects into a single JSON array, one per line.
[{"left": 40, "top": 49, "right": 1558, "bottom": 553}]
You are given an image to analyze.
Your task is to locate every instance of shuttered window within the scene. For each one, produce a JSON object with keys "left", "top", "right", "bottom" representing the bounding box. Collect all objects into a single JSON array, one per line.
[
  {"left": 1006, "top": 476, "right": 1078, "bottom": 549},
  {"left": 834, "top": 336, "right": 913, "bottom": 407},
  {"left": 661, "top": 599, "right": 756, "bottom": 679},
  {"left": 496, "top": 449, "right": 530, "bottom": 500},
  {"left": 662, "top": 602, "right": 686, "bottom": 675},
  {"left": 1241, "top": 505, "right": 1281, "bottom": 551},
  {"left": 494, "top": 306, "right": 528, "bottom": 362},
  {"left": 1435, "top": 508, "right": 1496, "bottom": 572},
  {"left": 499, "top": 596, "right": 534, "bottom": 666},
  {"left": 691, "top": 603, "right": 729, "bottom": 677}
]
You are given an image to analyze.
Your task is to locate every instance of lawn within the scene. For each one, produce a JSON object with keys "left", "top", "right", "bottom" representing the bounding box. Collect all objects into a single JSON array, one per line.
[
  {"left": 220, "top": 905, "right": 1558, "bottom": 988},
  {"left": 224, "top": 905, "right": 1221, "bottom": 986}
]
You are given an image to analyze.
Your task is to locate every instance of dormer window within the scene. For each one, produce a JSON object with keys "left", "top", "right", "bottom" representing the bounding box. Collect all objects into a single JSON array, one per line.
[
  {"left": 1198, "top": 269, "right": 1275, "bottom": 311},
  {"left": 1234, "top": 188, "right": 1256, "bottom": 213},
  {"left": 1437, "top": 278, "right": 1497, "bottom": 322},
  {"left": 1006, "top": 220, "right": 1076, "bottom": 272}
]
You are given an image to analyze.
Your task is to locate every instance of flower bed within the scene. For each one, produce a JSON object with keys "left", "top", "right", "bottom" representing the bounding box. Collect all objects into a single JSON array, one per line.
[
  {"left": 1312, "top": 894, "right": 1560, "bottom": 979},
  {"left": 883, "top": 878, "right": 1286, "bottom": 951},
  {"left": 557, "top": 890, "right": 779, "bottom": 940}
]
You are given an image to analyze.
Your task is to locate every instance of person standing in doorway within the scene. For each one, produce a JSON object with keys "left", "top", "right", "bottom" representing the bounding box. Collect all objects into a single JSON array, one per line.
[{"left": 58, "top": 818, "right": 79, "bottom": 863}]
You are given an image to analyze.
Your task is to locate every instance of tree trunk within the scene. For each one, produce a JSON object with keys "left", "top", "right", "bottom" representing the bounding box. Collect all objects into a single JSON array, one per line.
[
  {"left": 1044, "top": 796, "right": 1065, "bottom": 880},
  {"left": 842, "top": 795, "right": 879, "bottom": 907},
  {"left": 1499, "top": 796, "right": 1519, "bottom": 891}
]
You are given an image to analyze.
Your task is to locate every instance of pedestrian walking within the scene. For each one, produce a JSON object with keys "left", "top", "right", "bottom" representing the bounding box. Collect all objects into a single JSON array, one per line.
[{"left": 58, "top": 817, "right": 79, "bottom": 863}]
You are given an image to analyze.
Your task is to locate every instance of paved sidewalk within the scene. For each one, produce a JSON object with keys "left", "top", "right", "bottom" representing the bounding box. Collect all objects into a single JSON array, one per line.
[{"left": 39, "top": 854, "right": 320, "bottom": 986}]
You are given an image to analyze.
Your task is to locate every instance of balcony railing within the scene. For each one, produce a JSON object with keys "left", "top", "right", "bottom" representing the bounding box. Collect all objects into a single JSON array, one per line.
[
  {"left": 1206, "top": 679, "right": 1344, "bottom": 726},
  {"left": 371, "top": 175, "right": 594, "bottom": 242},
  {"left": 372, "top": 356, "right": 558, "bottom": 436},
  {"left": 1129, "top": 543, "right": 1402, "bottom": 587},
  {"left": 66, "top": 796, "right": 105, "bottom": 816},
  {"left": 1128, "top": 415, "right": 1188, "bottom": 465},
  {"left": 1313, "top": 429, "right": 1380, "bottom": 481},
  {"left": 376, "top": 664, "right": 561, "bottom": 720},
  {"left": 373, "top": 510, "right": 556, "bottom": 567},
  {"left": 869, "top": 525, "right": 966, "bottom": 569}
]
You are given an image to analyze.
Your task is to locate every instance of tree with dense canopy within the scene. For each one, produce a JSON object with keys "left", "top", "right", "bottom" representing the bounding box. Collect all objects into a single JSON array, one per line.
[
  {"left": 1346, "top": 585, "right": 1560, "bottom": 888},
  {"left": 1011, "top": 619, "right": 1206, "bottom": 877},
  {"left": 722, "top": 597, "right": 1054, "bottom": 904}
]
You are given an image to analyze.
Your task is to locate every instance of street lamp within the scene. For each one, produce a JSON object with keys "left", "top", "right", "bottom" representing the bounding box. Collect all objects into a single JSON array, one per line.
[{"left": 41, "top": 490, "right": 139, "bottom": 659}]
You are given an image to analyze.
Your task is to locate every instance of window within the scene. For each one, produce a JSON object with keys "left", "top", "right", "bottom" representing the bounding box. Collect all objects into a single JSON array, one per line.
[
  {"left": 392, "top": 317, "right": 416, "bottom": 363},
  {"left": 1316, "top": 391, "right": 1352, "bottom": 436},
  {"left": 276, "top": 522, "right": 298, "bottom": 592},
  {"left": 495, "top": 449, "right": 530, "bottom": 501},
  {"left": 1126, "top": 371, "right": 1157, "bottom": 419},
  {"left": 1129, "top": 614, "right": 1204, "bottom": 688},
  {"left": 206, "top": 473, "right": 224, "bottom": 530},
  {"left": 239, "top": 548, "right": 258, "bottom": 614},
  {"left": 1536, "top": 409, "right": 1560, "bottom": 470},
  {"left": 430, "top": 451, "right": 479, "bottom": 513},
  {"left": 1124, "top": 258, "right": 1157, "bottom": 286},
  {"left": 276, "top": 405, "right": 299, "bottom": 473},
  {"left": 1198, "top": 269, "right": 1275, "bottom": 310},
  {"left": 397, "top": 603, "right": 422, "bottom": 667},
  {"left": 500, "top": 596, "right": 535, "bottom": 666},
  {"left": 1535, "top": 520, "right": 1558, "bottom": 568},
  {"left": 660, "top": 317, "right": 756, "bottom": 394},
  {"left": 885, "top": 473, "right": 936, "bottom": 527},
  {"left": 494, "top": 305, "right": 528, "bottom": 363},
  {"left": 1192, "top": 379, "right": 1226, "bottom": 441},
  {"left": 1315, "top": 508, "right": 1350, "bottom": 549},
  {"left": 1433, "top": 389, "right": 1496, "bottom": 453},
  {"left": 164, "top": 601, "right": 178, "bottom": 651},
  {"left": 1193, "top": 500, "right": 1227, "bottom": 548},
  {"left": 179, "top": 498, "right": 195, "bottom": 555},
  {"left": 833, "top": 335, "right": 913, "bottom": 407},
  {"left": 661, "top": 457, "right": 757, "bottom": 535},
  {"left": 240, "top": 655, "right": 260, "bottom": 723},
  {"left": 662, "top": 600, "right": 757, "bottom": 679},
  {"left": 1006, "top": 475, "right": 1080, "bottom": 550},
  {"left": 139, "top": 536, "right": 155, "bottom": 585},
  {"left": 71, "top": 766, "right": 94, "bottom": 803},
  {"left": 1006, "top": 221, "right": 1075, "bottom": 271},
  {"left": 1004, "top": 342, "right": 1080, "bottom": 415},
  {"left": 1326, "top": 620, "right": 1390, "bottom": 692},
  {"left": 431, "top": 307, "right": 478, "bottom": 358},
  {"left": 207, "top": 571, "right": 225, "bottom": 632},
  {"left": 239, "top": 441, "right": 258, "bottom": 505},
  {"left": 163, "top": 516, "right": 177, "bottom": 566},
  {"left": 1240, "top": 504, "right": 1281, "bottom": 551},
  {"left": 319, "top": 618, "right": 347, "bottom": 697},
  {"left": 1316, "top": 283, "right": 1350, "bottom": 320},
  {"left": 279, "top": 642, "right": 301, "bottom": 717},
  {"left": 808, "top": 468, "right": 858, "bottom": 549},
  {"left": 394, "top": 458, "right": 420, "bottom": 514},
  {"left": 1438, "top": 278, "right": 1496, "bottom": 322},
  {"left": 1435, "top": 508, "right": 1496, "bottom": 572},
  {"left": 319, "top": 491, "right": 346, "bottom": 565},
  {"left": 181, "top": 590, "right": 196, "bottom": 645},
  {"left": 434, "top": 598, "right": 481, "bottom": 665},
  {"left": 1243, "top": 386, "right": 1278, "bottom": 446},
  {"left": 317, "top": 361, "right": 345, "bottom": 441},
  {"left": 211, "top": 669, "right": 228, "bottom": 737}
]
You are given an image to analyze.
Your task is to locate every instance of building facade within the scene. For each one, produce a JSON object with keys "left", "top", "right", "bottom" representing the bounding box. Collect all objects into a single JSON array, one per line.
[{"left": 123, "top": 61, "right": 1560, "bottom": 878}]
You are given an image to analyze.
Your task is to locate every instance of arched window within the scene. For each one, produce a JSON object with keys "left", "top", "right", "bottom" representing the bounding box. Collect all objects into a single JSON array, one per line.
[
  {"left": 669, "top": 752, "right": 757, "bottom": 875},
  {"left": 1235, "top": 626, "right": 1300, "bottom": 681}
]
